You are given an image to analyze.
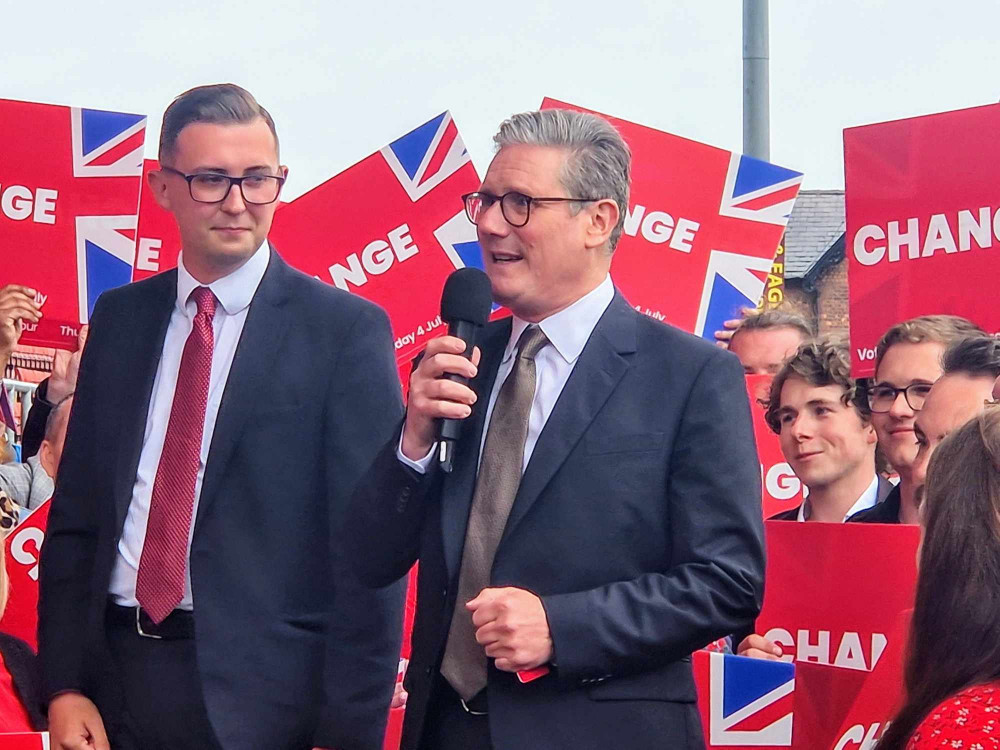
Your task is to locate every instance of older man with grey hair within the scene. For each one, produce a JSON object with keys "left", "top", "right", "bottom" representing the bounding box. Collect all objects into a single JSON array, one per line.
[{"left": 347, "top": 109, "right": 765, "bottom": 750}]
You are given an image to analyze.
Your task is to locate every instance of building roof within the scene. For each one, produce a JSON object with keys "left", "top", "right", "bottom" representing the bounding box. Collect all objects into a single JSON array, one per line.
[{"left": 784, "top": 190, "right": 845, "bottom": 279}]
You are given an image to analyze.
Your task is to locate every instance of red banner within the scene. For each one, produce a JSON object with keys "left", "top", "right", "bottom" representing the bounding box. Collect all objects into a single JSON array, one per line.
[
  {"left": 747, "top": 375, "right": 804, "bottom": 519},
  {"left": 756, "top": 521, "right": 918, "bottom": 673},
  {"left": 540, "top": 98, "right": 801, "bottom": 339},
  {"left": 269, "top": 112, "right": 485, "bottom": 381},
  {"left": 2, "top": 98, "right": 146, "bottom": 350},
  {"left": 1, "top": 500, "right": 50, "bottom": 649},
  {"left": 845, "top": 102, "right": 1000, "bottom": 376},
  {"left": 0, "top": 734, "right": 48, "bottom": 749},
  {"left": 131, "top": 159, "right": 181, "bottom": 282}
]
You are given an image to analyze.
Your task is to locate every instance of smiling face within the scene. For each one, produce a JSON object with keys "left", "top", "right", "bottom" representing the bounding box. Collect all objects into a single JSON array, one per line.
[
  {"left": 149, "top": 118, "right": 286, "bottom": 282},
  {"left": 476, "top": 144, "right": 616, "bottom": 322},
  {"left": 870, "top": 341, "right": 944, "bottom": 476},
  {"left": 912, "top": 373, "right": 996, "bottom": 492},
  {"left": 776, "top": 378, "right": 877, "bottom": 491}
]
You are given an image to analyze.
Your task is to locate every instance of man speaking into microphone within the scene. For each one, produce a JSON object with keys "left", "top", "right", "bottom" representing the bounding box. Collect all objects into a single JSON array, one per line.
[{"left": 347, "top": 109, "right": 765, "bottom": 750}]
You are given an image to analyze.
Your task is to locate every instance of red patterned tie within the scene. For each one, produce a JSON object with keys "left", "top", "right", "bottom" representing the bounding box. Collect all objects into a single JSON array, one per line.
[{"left": 136, "top": 286, "right": 216, "bottom": 623}]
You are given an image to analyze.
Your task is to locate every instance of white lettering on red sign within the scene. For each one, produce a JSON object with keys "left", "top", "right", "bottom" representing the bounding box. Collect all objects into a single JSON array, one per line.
[
  {"left": 622, "top": 205, "right": 700, "bottom": 253},
  {"left": 0, "top": 184, "right": 58, "bottom": 224},
  {"left": 327, "top": 223, "right": 419, "bottom": 291},
  {"left": 853, "top": 206, "right": 1000, "bottom": 266}
]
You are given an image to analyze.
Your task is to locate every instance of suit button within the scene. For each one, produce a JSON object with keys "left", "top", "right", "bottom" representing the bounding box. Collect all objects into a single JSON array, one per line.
[
  {"left": 442, "top": 588, "right": 448, "bottom": 598},
  {"left": 425, "top": 666, "right": 432, "bottom": 676}
]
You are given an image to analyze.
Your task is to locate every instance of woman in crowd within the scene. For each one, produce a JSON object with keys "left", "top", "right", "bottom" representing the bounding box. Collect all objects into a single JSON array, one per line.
[
  {"left": 878, "top": 405, "right": 1000, "bottom": 749},
  {"left": 0, "top": 487, "right": 45, "bottom": 731}
]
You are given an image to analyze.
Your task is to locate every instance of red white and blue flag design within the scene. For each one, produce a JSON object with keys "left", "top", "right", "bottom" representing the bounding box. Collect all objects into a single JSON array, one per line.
[
  {"left": 4, "top": 98, "right": 145, "bottom": 350},
  {"left": 269, "top": 111, "right": 483, "bottom": 377},
  {"left": 708, "top": 653, "right": 795, "bottom": 746},
  {"left": 541, "top": 99, "right": 802, "bottom": 339}
]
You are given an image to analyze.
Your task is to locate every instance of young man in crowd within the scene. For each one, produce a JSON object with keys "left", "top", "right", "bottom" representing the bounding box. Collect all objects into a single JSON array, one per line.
[
  {"left": 849, "top": 316, "right": 985, "bottom": 525},
  {"left": 764, "top": 340, "right": 893, "bottom": 522},
  {"left": 739, "top": 334, "right": 1000, "bottom": 662},
  {"left": 726, "top": 309, "right": 813, "bottom": 376}
]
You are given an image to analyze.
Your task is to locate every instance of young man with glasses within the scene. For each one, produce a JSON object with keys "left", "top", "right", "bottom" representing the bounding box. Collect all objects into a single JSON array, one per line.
[
  {"left": 347, "top": 109, "right": 764, "bottom": 750},
  {"left": 848, "top": 315, "right": 985, "bottom": 525},
  {"left": 39, "top": 84, "right": 405, "bottom": 750}
]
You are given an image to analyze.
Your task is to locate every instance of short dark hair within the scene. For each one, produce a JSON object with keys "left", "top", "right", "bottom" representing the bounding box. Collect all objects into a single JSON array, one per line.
[
  {"left": 731, "top": 309, "right": 814, "bottom": 343},
  {"left": 765, "top": 339, "right": 868, "bottom": 433},
  {"left": 159, "top": 83, "right": 279, "bottom": 163},
  {"left": 875, "top": 315, "right": 986, "bottom": 373},
  {"left": 942, "top": 336, "right": 1000, "bottom": 380}
]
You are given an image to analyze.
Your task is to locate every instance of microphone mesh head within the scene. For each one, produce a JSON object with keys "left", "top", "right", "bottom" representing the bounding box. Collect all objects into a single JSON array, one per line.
[{"left": 441, "top": 268, "right": 493, "bottom": 326}]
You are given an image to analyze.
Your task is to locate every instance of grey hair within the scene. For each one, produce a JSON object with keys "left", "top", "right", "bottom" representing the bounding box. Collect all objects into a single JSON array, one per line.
[{"left": 493, "top": 109, "right": 631, "bottom": 252}]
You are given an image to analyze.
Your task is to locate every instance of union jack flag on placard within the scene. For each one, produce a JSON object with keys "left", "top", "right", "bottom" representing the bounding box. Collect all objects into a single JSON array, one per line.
[
  {"left": 541, "top": 99, "right": 802, "bottom": 340},
  {"left": 3, "top": 98, "right": 146, "bottom": 350},
  {"left": 708, "top": 652, "right": 795, "bottom": 747},
  {"left": 380, "top": 112, "right": 472, "bottom": 202}
]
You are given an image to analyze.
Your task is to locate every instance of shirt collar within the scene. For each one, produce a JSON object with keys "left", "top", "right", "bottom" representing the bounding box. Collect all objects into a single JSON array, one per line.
[
  {"left": 175, "top": 240, "right": 269, "bottom": 316},
  {"left": 503, "top": 275, "right": 615, "bottom": 364},
  {"left": 797, "top": 474, "right": 881, "bottom": 522}
]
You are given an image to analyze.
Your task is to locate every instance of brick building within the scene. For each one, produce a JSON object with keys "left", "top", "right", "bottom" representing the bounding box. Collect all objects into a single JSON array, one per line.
[{"left": 782, "top": 189, "right": 849, "bottom": 340}]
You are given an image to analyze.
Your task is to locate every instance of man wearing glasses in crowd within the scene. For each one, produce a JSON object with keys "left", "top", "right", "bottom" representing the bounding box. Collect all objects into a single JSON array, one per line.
[
  {"left": 39, "top": 84, "right": 404, "bottom": 750},
  {"left": 850, "top": 316, "right": 984, "bottom": 525},
  {"left": 347, "top": 108, "right": 764, "bottom": 750}
]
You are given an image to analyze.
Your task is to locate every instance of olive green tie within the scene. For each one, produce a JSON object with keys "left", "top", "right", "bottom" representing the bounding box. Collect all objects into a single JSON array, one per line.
[{"left": 440, "top": 325, "right": 550, "bottom": 700}]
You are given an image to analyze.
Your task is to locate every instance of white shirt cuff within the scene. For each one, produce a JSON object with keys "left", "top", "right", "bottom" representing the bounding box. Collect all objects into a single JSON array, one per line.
[{"left": 397, "top": 436, "right": 436, "bottom": 474}]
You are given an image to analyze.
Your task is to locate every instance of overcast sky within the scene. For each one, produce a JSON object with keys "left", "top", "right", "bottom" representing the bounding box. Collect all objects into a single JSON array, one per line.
[{"left": 4, "top": 0, "right": 997, "bottom": 200}]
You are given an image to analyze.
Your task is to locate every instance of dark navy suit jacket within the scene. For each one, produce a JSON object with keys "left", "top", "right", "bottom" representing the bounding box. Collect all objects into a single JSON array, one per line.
[
  {"left": 39, "top": 249, "right": 405, "bottom": 750},
  {"left": 348, "top": 292, "right": 766, "bottom": 750}
]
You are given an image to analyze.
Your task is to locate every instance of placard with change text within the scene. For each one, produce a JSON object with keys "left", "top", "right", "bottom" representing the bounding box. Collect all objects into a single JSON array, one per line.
[
  {"left": 846, "top": 103, "right": 1000, "bottom": 376},
  {"left": 1, "top": 97, "right": 146, "bottom": 350},
  {"left": 541, "top": 98, "right": 802, "bottom": 339}
]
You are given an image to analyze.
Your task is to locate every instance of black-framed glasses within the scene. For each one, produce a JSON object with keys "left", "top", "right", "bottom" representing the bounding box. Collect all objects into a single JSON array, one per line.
[
  {"left": 462, "top": 191, "right": 599, "bottom": 228},
  {"left": 867, "top": 381, "right": 934, "bottom": 413},
  {"left": 160, "top": 165, "right": 285, "bottom": 205}
]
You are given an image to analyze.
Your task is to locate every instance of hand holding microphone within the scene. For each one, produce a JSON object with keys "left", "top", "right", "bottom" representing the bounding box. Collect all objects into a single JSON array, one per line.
[{"left": 400, "top": 268, "right": 493, "bottom": 469}]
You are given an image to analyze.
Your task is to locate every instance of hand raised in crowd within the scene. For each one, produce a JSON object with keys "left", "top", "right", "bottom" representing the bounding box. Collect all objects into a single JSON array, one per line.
[
  {"left": 48, "top": 692, "right": 110, "bottom": 750},
  {"left": 391, "top": 678, "right": 408, "bottom": 709},
  {"left": 713, "top": 307, "right": 757, "bottom": 349},
  {"left": 0, "top": 284, "right": 42, "bottom": 362},
  {"left": 470, "top": 586, "right": 553, "bottom": 672},
  {"left": 48, "top": 324, "right": 89, "bottom": 402},
  {"left": 400, "top": 335, "right": 480, "bottom": 461},
  {"left": 737, "top": 633, "right": 785, "bottom": 661}
]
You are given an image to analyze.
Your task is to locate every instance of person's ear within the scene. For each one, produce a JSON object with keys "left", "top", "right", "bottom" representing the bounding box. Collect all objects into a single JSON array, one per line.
[
  {"left": 582, "top": 198, "right": 619, "bottom": 252},
  {"left": 148, "top": 168, "right": 173, "bottom": 211}
]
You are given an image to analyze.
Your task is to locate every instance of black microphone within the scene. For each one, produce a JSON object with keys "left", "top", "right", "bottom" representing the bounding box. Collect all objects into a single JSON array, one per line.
[{"left": 438, "top": 267, "right": 493, "bottom": 472}]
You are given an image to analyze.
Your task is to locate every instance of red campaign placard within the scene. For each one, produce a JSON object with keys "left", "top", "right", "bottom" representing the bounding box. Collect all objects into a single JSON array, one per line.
[
  {"left": 746, "top": 375, "right": 804, "bottom": 519},
  {"left": 845, "top": 102, "right": 1000, "bottom": 377},
  {"left": 693, "top": 650, "right": 795, "bottom": 749},
  {"left": 132, "top": 159, "right": 182, "bottom": 282},
  {"left": 0, "top": 500, "right": 51, "bottom": 650},
  {"left": 1, "top": 98, "right": 146, "bottom": 350},
  {"left": 0, "top": 734, "right": 48, "bottom": 749},
  {"left": 541, "top": 98, "right": 802, "bottom": 339},
  {"left": 756, "top": 521, "right": 918, "bottom": 675},
  {"left": 791, "top": 610, "right": 910, "bottom": 750},
  {"left": 269, "top": 112, "right": 487, "bottom": 379}
]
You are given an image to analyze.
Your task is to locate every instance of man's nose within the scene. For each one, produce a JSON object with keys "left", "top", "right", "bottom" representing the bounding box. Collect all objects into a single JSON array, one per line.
[{"left": 220, "top": 181, "right": 247, "bottom": 213}]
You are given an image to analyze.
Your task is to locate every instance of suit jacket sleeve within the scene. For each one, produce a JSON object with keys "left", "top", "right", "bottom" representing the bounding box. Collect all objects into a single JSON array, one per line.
[
  {"left": 37, "top": 298, "right": 110, "bottom": 698},
  {"left": 541, "top": 350, "right": 765, "bottom": 682},
  {"left": 314, "top": 301, "right": 407, "bottom": 750}
]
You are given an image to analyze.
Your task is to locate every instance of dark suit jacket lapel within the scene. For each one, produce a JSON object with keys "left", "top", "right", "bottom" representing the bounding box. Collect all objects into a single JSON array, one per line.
[
  {"left": 440, "top": 318, "right": 511, "bottom": 580},
  {"left": 195, "top": 246, "right": 291, "bottom": 527},
  {"left": 114, "top": 271, "right": 176, "bottom": 528},
  {"left": 499, "top": 292, "right": 637, "bottom": 548}
]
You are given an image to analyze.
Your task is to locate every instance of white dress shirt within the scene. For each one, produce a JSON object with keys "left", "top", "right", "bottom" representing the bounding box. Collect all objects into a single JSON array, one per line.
[
  {"left": 108, "top": 243, "right": 269, "bottom": 609},
  {"left": 796, "top": 474, "right": 880, "bottom": 523},
  {"left": 400, "top": 274, "right": 615, "bottom": 474}
]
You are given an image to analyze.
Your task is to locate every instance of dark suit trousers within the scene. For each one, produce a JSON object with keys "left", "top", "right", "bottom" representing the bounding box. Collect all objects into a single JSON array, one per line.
[
  {"left": 104, "top": 613, "right": 221, "bottom": 750},
  {"left": 419, "top": 677, "right": 493, "bottom": 750}
]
